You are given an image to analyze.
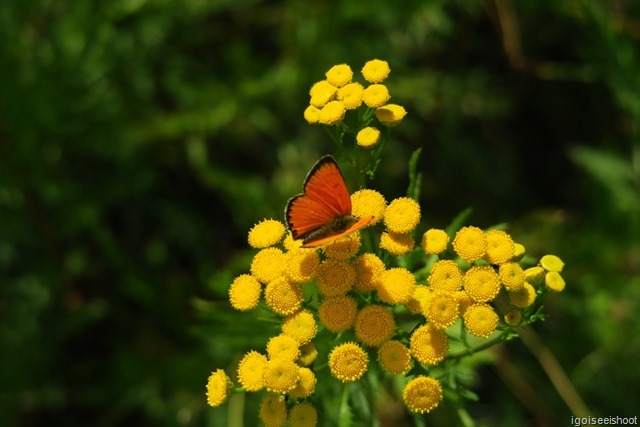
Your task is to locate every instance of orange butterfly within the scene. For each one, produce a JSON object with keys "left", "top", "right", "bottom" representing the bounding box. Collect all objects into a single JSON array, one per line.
[{"left": 286, "top": 155, "right": 373, "bottom": 248}]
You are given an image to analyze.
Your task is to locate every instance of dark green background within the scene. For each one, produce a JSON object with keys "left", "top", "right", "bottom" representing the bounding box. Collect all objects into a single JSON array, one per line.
[{"left": 1, "top": 0, "right": 639, "bottom": 426}]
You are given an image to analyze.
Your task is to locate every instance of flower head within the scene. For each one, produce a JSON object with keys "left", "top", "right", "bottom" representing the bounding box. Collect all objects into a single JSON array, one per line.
[
  {"left": 297, "top": 342, "right": 318, "bottom": 366},
  {"left": 285, "top": 250, "right": 320, "bottom": 283},
  {"left": 325, "top": 64, "right": 353, "bottom": 87},
  {"left": 237, "top": 351, "right": 268, "bottom": 392},
  {"left": 206, "top": 369, "right": 233, "bottom": 407},
  {"left": 409, "top": 324, "right": 448, "bottom": 365},
  {"left": 463, "top": 266, "right": 501, "bottom": 303},
  {"left": 328, "top": 342, "right": 369, "bottom": 382},
  {"left": 454, "top": 290, "right": 474, "bottom": 316},
  {"left": 337, "top": 82, "right": 364, "bottom": 109},
  {"left": 375, "top": 104, "right": 407, "bottom": 127},
  {"left": 263, "top": 358, "right": 300, "bottom": 394},
  {"left": 356, "top": 126, "right": 381, "bottom": 148},
  {"left": 379, "top": 231, "right": 414, "bottom": 255},
  {"left": 508, "top": 282, "right": 536, "bottom": 308},
  {"left": 452, "top": 226, "right": 487, "bottom": 263},
  {"left": 484, "top": 229, "right": 515, "bottom": 265},
  {"left": 363, "top": 84, "right": 391, "bottom": 108},
  {"left": 318, "top": 295, "right": 358, "bottom": 333},
  {"left": 282, "top": 309, "right": 317, "bottom": 345},
  {"left": 545, "top": 271, "right": 566, "bottom": 292},
  {"left": 426, "top": 290, "right": 460, "bottom": 330},
  {"left": 428, "top": 260, "right": 463, "bottom": 292},
  {"left": 323, "top": 234, "right": 361, "bottom": 259},
  {"left": 463, "top": 303, "right": 499, "bottom": 338},
  {"left": 304, "top": 105, "right": 320, "bottom": 124},
  {"left": 499, "top": 262, "right": 525, "bottom": 292},
  {"left": 251, "top": 247, "right": 286, "bottom": 284},
  {"left": 289, "top": 366, "right": 317, "bottom": 399},
  {"left": 354, "top": 305, "right": 396, "bottom": 346},
  {"left": 248, "top": 219, "right": 286, "bottom": 248},
  {"left": 289, "top": 402, "right": 318, "bottom": 427},
  {"left": 384, "top": 197, "right": 421, "bottom": 234},
  {"left": 378, "top": 267, "right": 416, "bottom": 305},
  {"left": 540, "top": 254, "right": 565, "bottom": 273},
  {"left": 318, "top": 100, "right": 346, "bottom": 125},
  {"left": 361, "top": 59, "right": 391, "bottom": 83},
  {"left": 352, "top": 252, "right": 385, "bottom": 293},
  {"left": 513, "top": 243, "right": 526, "bottom": 261},
  {"left": 504, "top": 308, "right": 522, "bottom": 326},
  {"left": 265, "top": 277, "right": 304, "bottom": 315},
  {"left": 524, "top": 266, "right": 545, "bottom": 286},
  {"left": 266, "top": 334, "right": 300, "bottom": 361},
  {"left": 309, "top": 80, "right": 336, "bottom": 107},
  {"left": 229, "top": 274, "right": 262, "bottom": 311},
  {"left": 377, "top": 340, "right": 412, "bottom": 375},
  {"left": 406, "top": 285, "right": 433, "bottom": 314},
  {"left": 259, "top": 394, "right": 288, "bottom": 427},
  {"left": 351, "top": 189, "right": 386, "bottom": 225},
  {"left": 402, "top": 376, "right": 443, "bottom": 414},
  {"left": 421, "top": 228, "right": 450, "bottom": 255},
  {"left": 316, "top": 259, "right": 355, "bottom": 297}
]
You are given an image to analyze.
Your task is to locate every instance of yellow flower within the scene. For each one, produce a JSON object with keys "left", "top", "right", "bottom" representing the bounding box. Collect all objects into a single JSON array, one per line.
[
  {"left": 352, "top": 252, "right": 385, "bottom": 293},
  {"left": 318, "top": 100, "right": 346, "bottom": 125},
  {"left": 499, "top": 261, "right": 525, "bottom": 292},
  {"left": 316, "top": 259, "right": 355, "bottom": 297},
  {"left": 377, "top": 340, "right": 412, "bottom": 375},
  {"left": 251, "top": 247, "right": 286, "bottom": 284},
  {"left": 409, "top": 324, "right": 448, "bottom": 365},
  {"left": 545, "top": 271, "right": 566, "bottom": 292},
  {"left": 318, "top": 295, "right": 358, "bottom": 333},
  {"left": 228, "top": 274, "right": 262, "bottom": 311},
  {"left": 524, "top": 266, "right": 545, "bottom": 286},
  {"left": 402, "top": 376, "right": 443, "bottom": 414},
  {"left": 463, "top": 303, "right": 499, "bottom": 338},
  {"left": 285, "top": 250, "right": 320, "bottom": 284},
  {"left": 325, "top": 64, "right": 353, "bottom": 87},
  {"left": 453, "top": 290, "right": 474, "bottom": 316},
  {"left": 337, "top": 82, "right": 364, "bottom": 109},
  {"left": 297, "top": 342, "right": 318, "bottom": 366},
  {"left": 508, "top": 282, "right": 536, "bottom": 308},
  {"left": 248, "top": 219, "right": 286, "bottom": 248},
  {"left": 354, "top": 304, "right": 396, "bottom": 347},
  {"left": 428, "top": 260, "right": 463, "bottom": 292},
  {"left": 361, "top": 59, "right": 391, "bottom": 83},
  {"left": 452, "top": 226, "right": 487, "bottom": 263},
  {"left": 283, "top": 232, "right": 303, "bottom": 252},
  {"left": 323, "top": 234, "right": 361, "bottom": 259},
  {"left": 463, "top": 266, "right": 501, "bottom": 303},
  {"left": 289, "top": 402, "right": 318, "bottom": 427},
  {"left": 328, "top": 342, "right": 369, "bottom": 382},
  {"left": 266, "top": 334, "right": 300, "bottom": 361},
  {"left": 512, "top": 243, "right": 526, "bottom": 261},
  {"left": 384, "top": 197, "right": 421, "bottom": 233},
  {"left": 265, "top": 277, "right": 304, "bottom": 316},
  {"left": 379, "top": 231, "right": 414, "bottom": 255},
  {"left": 425, "top": 290, "right": 460, "bottom": 330},
  {"left": 406, "top": 285, "right": 433, "bottom": 314},
  {"left": 356, "top": 126, "right": 381, "bottom": 148},
  {"left": 263, "top": 358, "right": 300, "bottom": 394},
  {"left": 378, "top": 267, "right": 416, "bottom": 305},
  {"left": 375, "top": 104, "right": 407, "bottom": 127},
  {"left": 289, "top": 366, "right": 317, "bottom": 399},
  {"left": 363, "top": 84, "right": 391, "bottom": 108},
  {"left": 351, "top": 189, "right": 386, "bottom": 225},
  {"left": 206, "top": 369, "right": 232, "bottom": 407},
  {"left": 282, "top": 309, "right": 317, "bottom": 345},
  {"left": 483, "top": 229, "right": 515, "bottom": 265},
  {"left": 504, "top": 308, "right": 522, "bottom": 326},
  {"left": 304, "top": 105, "right": 320, "bottom": 124},
  {"left": 259, "top": 394, "right": 288, "bottom": 427},
  {"left": 421, "top": 228, "right": 450, "bottom": 255},
  {"left": 237, "top": 351, "right": 268, "bottom": 392},
  {"left": 540, "top": 254, "right": 565, "bottom": 273},
  {"left": 309, "top": 80, "right": 336, "bottom": 107}
]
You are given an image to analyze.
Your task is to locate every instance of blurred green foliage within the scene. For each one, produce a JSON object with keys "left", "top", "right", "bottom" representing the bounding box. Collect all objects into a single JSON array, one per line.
[{"left": 1, "top": 0, "right": 639, "bottom": 426}]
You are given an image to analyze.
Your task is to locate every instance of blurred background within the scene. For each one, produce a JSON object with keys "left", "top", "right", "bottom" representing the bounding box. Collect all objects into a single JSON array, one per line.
[{"left": 1, "top": 0, "right": 639, "bottom": 426}]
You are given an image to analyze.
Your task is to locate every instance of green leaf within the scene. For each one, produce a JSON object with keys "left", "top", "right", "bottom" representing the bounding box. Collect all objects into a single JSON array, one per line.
[
  {"left": 407, "top": 148, "right": 423, "bottom": 200},
  {"left": 445, "top": 207, "right": 474, "bottom": 237}
]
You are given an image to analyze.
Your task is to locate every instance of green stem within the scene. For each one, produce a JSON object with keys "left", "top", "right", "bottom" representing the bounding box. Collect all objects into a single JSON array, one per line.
[
  {"left": 338, "top": 382, "right": 352, "bottom": 427},
  {"left": 446, "top": 333, "right": 505, "bottom": 360}
]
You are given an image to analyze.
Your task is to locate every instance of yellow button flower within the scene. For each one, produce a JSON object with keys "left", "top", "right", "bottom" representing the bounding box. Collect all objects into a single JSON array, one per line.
[
  {"left": 266, "top": 334, "right": 300, "bottom": 361},
  {"left": 540, "top": 254, "right": 565, "bottom": 273},
  {"left": 259, "top": 394, "right": 287, "bottom": 427},
  {"left": 282, "top": 309, "right": 317, "bottom": 345},
  {"left": 512, "top": 242, "right": 526, "bottom": 261},
  {"left": 545, "top": 271, "right": 566, "bottom": 292},
  {"left": 309, "top": 80, "right": 336, "bottom": 107},
  {"left": 524, "top": 266, "right": 545, "bottom": 286},
  {"left": 361, "top": 59, "right": 391, "bottom": 83},
  {"left": 323, "top": 234, "right": 361, "bottom": 259},
  {"left": 316, "top": 259, "right": 355, "bottom": 297},
  {"left": 363, "top": 84, "right": 391, "bottom": 108},
  {"left": 409, "top": 324, "right": 448, "bottom": 365},
  {"left": 354, "top": 304, "right": 396, "bottom": 346},
  {"left": 402, "top": 376, "right": 443, "bottom": 414},
  {"left": 356, "top": 126, "right": 381, "bottom": 148},
  {"left": 248, "top": 219, "right": 286, "bottom": 248},
  {"left": 504, "top": 308, "right": 522, "bottom": 326},
  {"left": 380, "top": 231, "right": 414, "bottom": 255},
  {"left": 425, "top": 290, "right": 460, "bottom": 330},
  {"left": 285, "top": 250, "right": 320, "bottom": 284},
  {"left": 328, "top": 341, "right": 369, "bottom": 382},
  {"left": 303, "top": 104, "right": 320, "bottom": 124},
  {"left": 228, "top": 274, "right": 262, "bottom": 311},
  {"left": 206, "top": 369, "right": 233, "bottom": 407},
  {"left": 289, "top": 402, "right": 317, "bottom": 427},
  {"left": 325, "top": 63, "right": 353, "bottom": 87},
  {"left": 263, "top": 357, "right": 300, "bottom": 394},
  {"left": 318, "top": 100, "right": 346, "bottom": 125},
  {"left": 251, "top": 247, "right": 286, "bottom": 284},
  {"left": 452, "top": 226, "right": 487, "bottom": 263},
  {"left": 384, "top": 197, "right": 421, "bottom": 233},
  {"left": 378, "top": 340, "right": 412, "bottom": 375},
  {"left": 375, "top": 104, "right": 407, "bottom": 127},
  {"left": 378, "top": 267, "right": 416, "bottom": 305},
  {"left": 508, "top": 282, "right": 536, "bottom": 308},
  {"left": 297, "top": 342, "right": 318, "bottom": 367},
  {"left": 318, "top": 295, "right": 358, "bottom": 333},
  {"left": 264, "top": 277, "right": 304, "bottom": 315},
  {"left": 351, "top": 189, "right": 386, "bottom": 225},
  {"left": 237, "top": 351, "right": 268, "bottom": 392},
  {"left": 406, "top": 285, "right": 433, "bottom": 315},
  {"left": 289, "top": 366, "right": 317, "bottom": 399},
  {"left": 421, "top": 228, "right": 450, "bottom": 255},
  {"left": 351, "top": 252, "right": 385, "bottom": 293},
  {"left": 483, "top": 229, "right": 515, "bottom": 265},
  {"left": 463, "top": 266, "right": 501, "bottom": 303},
  {"left": 428, "top": 260, "right": 463, "bottom": 292},
  {"left": 337, "top": 82, "right": 364, "bottom": 109},
  {"left": 463, "top": 303, "right": 499, "bottom": 338},
  {"left": 499, "top": 261, "right": 525, "bottom": 292}
]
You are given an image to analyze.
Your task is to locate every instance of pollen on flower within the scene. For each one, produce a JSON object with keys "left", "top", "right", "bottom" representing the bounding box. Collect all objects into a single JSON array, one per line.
[
  {"left": 251, "top": 247, "right": 286, "bottom": 284},
  {"left": 375, "top": 104, "right": 407, "bottom": 127},
  {"left": 316, "top": 259, "right": 355, "bottom": 297},
  {"left": 354, "top": 304, "right": 396, "bottom": 347},
  {"left": 356, "top": 126, "right": 381, "bottom": 148},
  {"left": 540, "top": 254, "right": 565, "bottom": 273},
  {"left": 328, "top": 341, "right": 369, "bottom": 382},
  {"left": 285, "top": 250, "right": 320, "bottom": 283},
  {"left": 380, "top": 231, "right": 414, "bottom": 255},
  {"left": 377, "top": 340, "right": 412, "bottom": 375},
  {"left": 318, "top": 295, "right": 358, "bottom": 333},
  {"left": 266, "top": 334, "right": 300, "bottom": 361},
  {"left": 289, "top": 402, "right": 318, "bottom": 427},
  {"left": 337, "top": 82, "right": 364, "bottom": 109},
  {"left": 206, "top": 369, "right": 233, "bottom": 407},
  {"left": 323, "top": 234, "right": 361, "bottom": 259},
  {"left": 248, "top": 219, "right": 286, "bottom": 248},
  {"left": 304, "top": 104, "right": 320, "bottom": 124},
  {"left": 363, "top": 84, "right": 391, "bottom": 108},
  {"left": 463, "top": 266, "right": 501, "bottom": 303},
  {"left": 406, "top": 285, "right": 433, "bottom": 314},
  {"left": 499, "top": 262, "right": 525, "bottom": 292},
  {"left": 384, "top": 197, "right": 421, "bottom": 234},
  {"left": 229, "top": 274, "right": 262, "bottom": 311},
  {"left": 545, "top": 271, "right": 566, "bottom": 292},
  {"left": 318, "top": 100, "right": 346, "bottom": 125},
  {"left": 361, "top": 59, "right": 391, "bottom": 83},
  {"left": 351, "top": 252, "right": 385, "bottom": 293},
  {"left": 409, "top": 324, "right": 448, "bottom": 365},
  {"left": 425, "top": 291, "right": 460, "bottom": 330},
  {"left": 259, "top": 394, "right": 288, "bottom": 427},
  {"left": 309, "top": 80, "right": 337, "bottom": 107},
  {"left": 378, "top": 267, "right": 416, "bottom": 305},
  {"left": 453, "top": 290, "right": 474, "bottom": 316},
  {"left": 463, "top": 303, "right": 499, "bottom": 338},
  {"left": 263, "top": 358, "right": 300, "bottom": 394},
  {"left": 283, "top": 232, "right": 304, "bottom": 252},
  {"left": 484, "top": 229, "right": 515, "bottom": 265},
  {"left": 351, "top": 189, "right": 386, "bottom": 225},
  {"left": 421, "top": 228, "right": 450, "bottom": 255},
  {"left": 325, "top": 64, "right": 353, "bottom": 87},
  {"left": 428, "top": 260, "right": 463, "bottom": 292},
  {"left": 297, "top": 342, "right": 318, "bottom": 366},
  {"left": 402, "top": 376, "right": 443, "bottom": 414},
  {"left": 264, "top": 277, "right": 304, "bottom": 316},
  {"left": 282, "top": 309, "right": 317, "bottom": 345},
  {"left": 508, "top": 282, "right": 537, "bottom": 308},
  {"left": 288, "top": 366, "right": 317, "bottom": 399},
  {"left": 452, "top": 226, "right": 487, "bottom": 263},
  {"left": 504, "top": 308, "right": 522, "bottom": 326},
  {"left": 237, "top": 351, "right": 268, "bottom": 392}
]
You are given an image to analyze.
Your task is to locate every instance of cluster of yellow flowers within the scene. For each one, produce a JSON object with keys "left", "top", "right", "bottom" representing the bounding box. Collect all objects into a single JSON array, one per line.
[{"left": 303, "top": 59, "right": 407, "bottom": 148}]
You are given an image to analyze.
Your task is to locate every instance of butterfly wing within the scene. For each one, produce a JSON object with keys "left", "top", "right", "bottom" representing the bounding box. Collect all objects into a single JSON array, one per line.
[{"left": 301, "top": 215, "right": 373, "bottom": 248}]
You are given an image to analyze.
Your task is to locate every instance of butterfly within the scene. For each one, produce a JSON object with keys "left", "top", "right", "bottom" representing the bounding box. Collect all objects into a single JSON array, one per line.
[{"left": 285, "top": 155, "right": 373, "bottom": 248}]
